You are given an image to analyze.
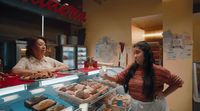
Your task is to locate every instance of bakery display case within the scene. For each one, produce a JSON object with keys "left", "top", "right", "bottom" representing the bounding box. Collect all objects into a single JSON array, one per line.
[
  {"left": 77, "top": 46, "right": 87, "bottom": 69},
  {"left": 193, "top": 61, "right": 200, "bottom": 111},
  {"left": 0, "top": 67, "right": 129, "bottom": 111},
  {"left": 56, "top": 45, "right": 76, "bottom": 70},
  {"left": 0, "top": 74, "right": 80, "bottom": 111}
]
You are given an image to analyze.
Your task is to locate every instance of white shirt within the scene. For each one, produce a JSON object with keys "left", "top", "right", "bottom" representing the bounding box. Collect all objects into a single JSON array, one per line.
[{"left": 13, "top": 56, "right": 66, "bottom": 71}]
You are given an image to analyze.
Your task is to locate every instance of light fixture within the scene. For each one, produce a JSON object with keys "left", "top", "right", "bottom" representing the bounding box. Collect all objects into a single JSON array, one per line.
[{"left": 144, "top": 32, "right": 163, "bottom": 37}]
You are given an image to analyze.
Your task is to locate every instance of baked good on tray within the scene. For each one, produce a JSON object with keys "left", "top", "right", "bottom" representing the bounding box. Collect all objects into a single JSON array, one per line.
[
  {"left": 75, "top": 90, "right": 91, "bottom": 99},
  {"left": 24, "top": 95, "right": 48, "bottom": 108},
  {"left": 80, "top": 80, "right": 109, "bottom": 94},
  {"left": 21, "top": 71, "right": 54, "bottom": 80},
  {"left": 32, "top": 99, "right": 56, "bottom": 111},
  {"left": 46, "top": 104, "right": 65, "bottom": 111}
]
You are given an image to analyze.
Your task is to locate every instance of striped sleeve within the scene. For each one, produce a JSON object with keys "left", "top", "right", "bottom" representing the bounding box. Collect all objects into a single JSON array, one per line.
[
  {"left": 159, "top": 67, "right": 183, "bottom": 87},
  {"left": 116, "top": 65, "right": 132, "bottom": 84}
]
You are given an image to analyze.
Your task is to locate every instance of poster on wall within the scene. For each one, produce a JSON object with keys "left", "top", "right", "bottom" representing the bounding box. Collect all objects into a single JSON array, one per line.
[
  {"left": 94, "top": 36, "right": 119, "bottom": 65},
  {"left": 162, "top": 30, "right": 192, "bottom": 60}
]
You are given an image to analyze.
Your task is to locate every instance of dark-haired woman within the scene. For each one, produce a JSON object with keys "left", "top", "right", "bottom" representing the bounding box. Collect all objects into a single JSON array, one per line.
[
  {"left": 102, "top": 41, "right": 183, "bottom": 111},
  {"left": 12, "top": 37, "right": 68, "bottom": 77}
]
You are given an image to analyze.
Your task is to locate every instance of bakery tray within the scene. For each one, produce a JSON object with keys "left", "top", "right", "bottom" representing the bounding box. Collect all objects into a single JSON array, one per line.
[{"left": 8, "top": 94, "right": 77, "bottom": 111}]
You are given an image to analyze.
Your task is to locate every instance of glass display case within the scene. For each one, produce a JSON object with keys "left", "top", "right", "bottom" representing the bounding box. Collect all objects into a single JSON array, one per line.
[
  {"left": 0, "top": 67, "right": 126, "bottom": 111},
  {"left": 193, "top": 61, "right": 200, "bottom": 111},
  {"left": 0, "top": 74, "right": 80, "bottom": 111},
  {"left": 56, "top": 45, "right": 76, "bottom": 70},
  {"left": 77, "top": 46, "right": 87, "bottom": 69}
]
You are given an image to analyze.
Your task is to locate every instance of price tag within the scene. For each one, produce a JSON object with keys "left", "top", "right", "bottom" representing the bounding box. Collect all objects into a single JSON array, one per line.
[{"left": 79, "top": 103, "right": 88, "bottom": 111}]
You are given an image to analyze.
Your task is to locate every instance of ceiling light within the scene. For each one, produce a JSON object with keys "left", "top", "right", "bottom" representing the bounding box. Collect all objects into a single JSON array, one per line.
[{"left": 144, "top": 32, "right": 163, "bottom": 37}]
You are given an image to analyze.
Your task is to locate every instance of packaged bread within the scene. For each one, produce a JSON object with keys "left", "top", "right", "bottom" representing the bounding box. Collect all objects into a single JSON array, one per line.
[
  {"left": 46, "top": 104, "right": 65, "bottom": 111},
  {"left": 32, "top": 99, "right": 56, "bottom": 111},
  {"left": 24, "top": 95, "right": 48, "bottom": 108}
]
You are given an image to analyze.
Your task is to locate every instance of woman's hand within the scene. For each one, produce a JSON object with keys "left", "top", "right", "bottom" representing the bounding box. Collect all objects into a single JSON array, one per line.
[
  {"left": 100, "top": 73, "right": 118, "bottom": 83},
  {"left": 100, "top": 73, "right": 108, "bottom": 79}
]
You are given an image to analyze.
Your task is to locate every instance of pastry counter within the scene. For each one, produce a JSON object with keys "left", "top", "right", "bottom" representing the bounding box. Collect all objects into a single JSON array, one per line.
[
  {"left": 0, "top": 67, "right": 127, "bottom": 111},
  {"left": 0, "top": 74, "right": 81, "bottom": 111}
]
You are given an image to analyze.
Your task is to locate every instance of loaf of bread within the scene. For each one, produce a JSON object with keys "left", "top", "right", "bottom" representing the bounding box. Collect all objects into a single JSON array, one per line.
[
  {"left": 24, "top": 95, "right": 48, "bottom": 108},
  {"left": 46, "top": 104, "right": 65, "bottom": 111},
  {"left": 32, "top": 99, "right": 56, "bottom": 111}
]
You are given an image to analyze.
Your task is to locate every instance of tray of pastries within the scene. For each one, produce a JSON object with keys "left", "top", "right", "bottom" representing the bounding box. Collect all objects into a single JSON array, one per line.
[
  {"left": 56, "top": 80, "right": 109, "bottom": 105},
  {"left": 21, "top": 71, "right": 55, "bottom": 80},
  {"left": 24, "top": 95, "right": 73, "bottom": 111}
]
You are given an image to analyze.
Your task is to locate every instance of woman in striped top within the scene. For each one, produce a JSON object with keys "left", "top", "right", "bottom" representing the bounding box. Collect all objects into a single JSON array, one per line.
[{"left": 102, "top": 41, "right": 183, "bottom": 111}]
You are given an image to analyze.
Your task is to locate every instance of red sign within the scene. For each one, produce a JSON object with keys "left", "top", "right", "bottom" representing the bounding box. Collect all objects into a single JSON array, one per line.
[{"left": 22, "top": 0, "right": 86, "bottom": 23}]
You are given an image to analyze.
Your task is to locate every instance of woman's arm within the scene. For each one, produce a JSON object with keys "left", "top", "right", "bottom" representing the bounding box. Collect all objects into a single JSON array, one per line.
[
  {"left": 12, "top": 68, "right": 37, "bottom": 76},
  {"left": 101, "top": 64, "right": 132, "bottom": 84},
  {"left": 47, "top": 57, "right": 69, "bottom": 72},
  {"left": 155, "top": 66, "right": 184, "bottom": 99},
  {"left": 163, "top": 77, "right": 183, "bottom": 97},
  {"left": 47, "top": 64, "right": 68, "bottom": 72},
  {"left": 102, "top": 74, "right": 118, "bottom": 82},
  {"left": 11, "top": 57, "right": 36, "bottom": 76}
]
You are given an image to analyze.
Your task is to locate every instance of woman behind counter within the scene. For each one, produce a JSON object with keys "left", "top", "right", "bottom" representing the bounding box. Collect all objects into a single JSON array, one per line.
[
  {"left": 102, "top": 41, "right": 183, "bottom": 111},
  {"left": 12, "top": 36, "right": 68, "bottom": 77}
]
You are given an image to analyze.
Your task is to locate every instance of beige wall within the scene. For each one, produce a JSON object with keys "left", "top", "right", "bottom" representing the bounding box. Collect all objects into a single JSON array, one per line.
[
  {"left": 131, "top": 25, "right": 145, "bottom": 44},
  {"left": 162, "top": 0, "right": 192, "bottom": 111},
  {"left": 84, "top": 0, "right": 192, "bottom": 111},
  {"left": 193, "top": 13, "right": 200, "bottom": 61},
  {"left": 84, "top": 0, "right": 162, "bottom": 57}
]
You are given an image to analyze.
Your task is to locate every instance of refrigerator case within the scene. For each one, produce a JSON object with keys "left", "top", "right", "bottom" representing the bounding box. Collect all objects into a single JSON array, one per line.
[
  {"left": 77, "top": 46, "right": 87, "bottom": 69},
  {"left": 16, "top": 40, "right": 27, "bottom": 62},
  {"left": 56, "top": 45, "right": 76, "bottom": 70},
  {"left": 0, "top": 40, "right": 27, "bottom": 72},
  {"left": 193, "top": 61, "right": 200, "bottom": 111}
]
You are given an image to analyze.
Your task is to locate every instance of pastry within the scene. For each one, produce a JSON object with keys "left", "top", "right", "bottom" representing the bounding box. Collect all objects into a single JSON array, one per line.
[
  {"left": 74, "top": 84, "right": 85, "bottom": 91},
  {"left": 24, "top": 95, "right": 48, "bottom": 108},
  {"left": 32, "top": 99, "right": 56, "bottom": 111},
  {"left": 66, "top": 90, "right": 75, "bottom": 95},
  {"left": 59, "top": 87, "right": 67, "bottom": 92},
  {"left": 65, "top": 84, "right": 76, "bottom": 91},
  {"left": 46, "top": 104, "right": 65, "bottom": 111},
  {"left": 21, "top": 71, "right": 54, "bottom": 80},
  {"left": 75, "top": 90, "right": 85, "bottom": 99},
  {"left": 83, "top": 87, "right": 97, "bottom": 95},
  {"left": 83, "top": 92, "right": 90, "bottom": 99},
  {"left": 75, "top": 90, "right": 90, "bottom": 99}
]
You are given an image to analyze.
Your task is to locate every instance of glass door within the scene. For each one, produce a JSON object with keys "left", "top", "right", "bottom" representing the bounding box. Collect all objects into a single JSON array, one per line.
[
  {"left": 77, "top": 47, "right": 87, "bottom": 69},
  {"left": 63, "top": 46, "right": 76, "bottom": 70}
]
